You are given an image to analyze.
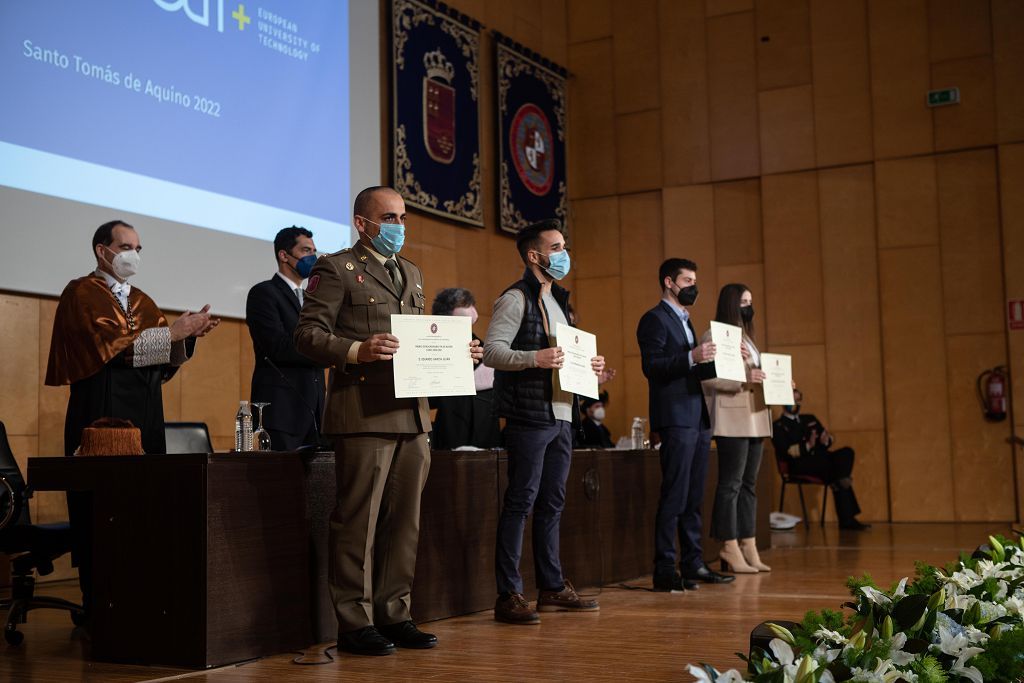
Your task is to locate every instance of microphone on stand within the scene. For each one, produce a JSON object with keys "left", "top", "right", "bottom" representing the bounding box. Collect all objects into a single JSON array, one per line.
[{"left": 263, "top": 356, "right": 323, "bottom": 451}]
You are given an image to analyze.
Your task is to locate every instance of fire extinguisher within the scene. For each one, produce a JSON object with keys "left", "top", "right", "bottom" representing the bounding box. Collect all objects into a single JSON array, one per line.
[{"left": 977, "top": 366, "right": 1009, "bottom": 422}]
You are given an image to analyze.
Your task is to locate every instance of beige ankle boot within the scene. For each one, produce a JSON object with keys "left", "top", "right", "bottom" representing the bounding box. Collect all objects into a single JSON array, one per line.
[
  {"left": 719, "top": 539, "right": 758, "bottom": 574},
  {"left": 739, "top": 537, "right": 771, "bottom": 572}
]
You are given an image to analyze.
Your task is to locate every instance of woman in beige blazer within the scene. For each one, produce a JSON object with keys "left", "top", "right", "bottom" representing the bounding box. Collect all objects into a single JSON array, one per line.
[{"left": 700, "top": 283, "right": 771, "bottom": 574}]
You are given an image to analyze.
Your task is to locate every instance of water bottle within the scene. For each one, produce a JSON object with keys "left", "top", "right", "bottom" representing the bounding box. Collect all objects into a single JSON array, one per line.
[
  {"left": 235, "top": 400, "right": 253, "bottom": 451},
  {"left": 631, "top": 417, "right": 645, "bottom": 450}
]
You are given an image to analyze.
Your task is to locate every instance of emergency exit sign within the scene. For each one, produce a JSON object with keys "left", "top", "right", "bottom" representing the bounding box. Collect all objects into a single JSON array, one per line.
[{"left": 928, "top": 87, "right": 960, "bottom": 107}]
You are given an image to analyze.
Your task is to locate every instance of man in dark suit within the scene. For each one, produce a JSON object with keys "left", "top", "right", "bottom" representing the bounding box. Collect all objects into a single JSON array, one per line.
[
  {"left": 637, "top": 258, "right": 734, "bottom": 592},
  {"left": 772, "top": 388, "right": 869, "bottom": 530},
  {"left": 246, "top": 226, "right": 327, "bottom": 451}
]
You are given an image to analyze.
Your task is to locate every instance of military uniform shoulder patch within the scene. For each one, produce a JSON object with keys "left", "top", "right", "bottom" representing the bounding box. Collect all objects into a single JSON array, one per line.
[{"left": 307, "top": 274, "right": 320, "bottom": 294}]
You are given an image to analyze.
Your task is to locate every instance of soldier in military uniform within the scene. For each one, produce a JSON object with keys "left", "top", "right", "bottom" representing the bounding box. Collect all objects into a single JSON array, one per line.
[{"left": 294, "top": 186, "right": 483, "bottom": 655}]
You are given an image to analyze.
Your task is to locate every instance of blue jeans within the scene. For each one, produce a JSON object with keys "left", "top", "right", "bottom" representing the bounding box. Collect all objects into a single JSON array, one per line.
[
  {"left": 495, "top": 421, "right": 573, "bottom": 595},
  {"left": 653, "top": 425, "right": 712, "bottom": 576}
]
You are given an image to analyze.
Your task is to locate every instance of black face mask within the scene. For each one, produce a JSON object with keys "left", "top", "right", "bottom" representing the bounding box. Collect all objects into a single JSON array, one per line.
[
  {"left": 676, "top": 284, "right": 698, "bottom": 306},
  {"left": 785, "top": 404, "right": 801, "bottom": 415},
  {"left": 740, "top": 305, "right": 754, "bottom": 323}
]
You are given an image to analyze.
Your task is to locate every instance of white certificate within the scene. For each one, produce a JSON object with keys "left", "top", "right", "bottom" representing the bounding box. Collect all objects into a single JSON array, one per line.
[
  {"left": 761, "top": 353, "right": 795, "bottom": 405},
  {"left": 555, "top": 323, "right": 599, "bottom": 400},
  {"left": 710, "top": 321, "right": 747, "bottom": 383},
  {"left": 390, "top": 314, "right": 476, "bottom": 398}
]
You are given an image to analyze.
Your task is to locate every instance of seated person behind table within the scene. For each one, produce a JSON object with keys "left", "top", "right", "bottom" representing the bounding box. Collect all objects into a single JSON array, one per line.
[
  {"left": 771, "top": 388, "right": 870, "bottom": 530},
  {"left": 579, "top": 392, "right": 614, "bottom": 448},
  {"left": 428, "top": 287, "right": 501, "bottom": 449}
]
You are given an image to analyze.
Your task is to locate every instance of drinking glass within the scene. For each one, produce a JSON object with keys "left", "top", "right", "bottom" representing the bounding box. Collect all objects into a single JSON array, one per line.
[{"left": 251, "top": 402, "right": 272, "bottom": 451}]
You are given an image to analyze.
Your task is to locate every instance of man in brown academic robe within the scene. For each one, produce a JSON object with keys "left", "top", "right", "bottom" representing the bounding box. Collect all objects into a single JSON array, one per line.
[
  {"left": 45, "top": 219, "right": 217, "bottom": 618},
  {"left": 294, "top": 186, "right": 482, "bottom": 656}
]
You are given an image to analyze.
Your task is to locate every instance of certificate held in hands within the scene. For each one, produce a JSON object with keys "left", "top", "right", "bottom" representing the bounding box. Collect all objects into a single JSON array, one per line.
[
  {"left": 555, "top": 322, "right": 599, "bottom": 400},
  {"left": 760, "top": 353, "right": 795, "bottom": 405},
  {"left": 709, "top": 321, "right": 747, "bottom": 382},
  {"left": 390, "top": 314, "right": 476, "bottom": 398}
]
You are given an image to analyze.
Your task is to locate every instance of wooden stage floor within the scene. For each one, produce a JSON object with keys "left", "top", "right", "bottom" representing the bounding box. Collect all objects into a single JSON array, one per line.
[{"left": 2, "top": 522, "right": 1017, "bottom": 682}]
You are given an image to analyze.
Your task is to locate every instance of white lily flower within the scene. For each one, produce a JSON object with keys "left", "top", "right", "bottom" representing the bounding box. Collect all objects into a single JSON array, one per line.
[
  {"left": 886, "top": 633, "right": 915, "bottom": 666},
  {"left": 812, "top": 627, "right": 847, "bottom": 645},
  {"left": 892, "top": 577, "right": 909, "bottom": 599},
  {"left": 934, "top": 623, "right": 988, "bottom": 657},
  {"left": 944, "top": 566, "right": 983, "bottom": 592},
  {"left": 860, "top": 585, "right": 893, "bottom": 607},
  {"left": 849, "top": 659, "right": 904, "bottom": 683},
  {"left": 813, "top": 644, "right": 843, "bottom": 663},
  {"left": 1004, "top": 595, "right": 1024, "bottom": 615},
  {"left": 962, "top": 624, "right": 991, "bottom": 645},
  {"left": 948, "top": 593, "right": 977, "bottom": 611},
  {"left": 686, "top": 664, "right": 748, "bottom": 683},
  {"left": 950, "top": 648, "right": 986, "bottom": 683}
]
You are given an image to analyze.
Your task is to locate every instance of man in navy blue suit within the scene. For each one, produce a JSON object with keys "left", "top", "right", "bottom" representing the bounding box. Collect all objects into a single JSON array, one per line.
[
  {"left": 246, "top": 226, "right": 327, "bottom": 451},
  {"left": 637, "top": 258, "right": 735, "bottom": 591}
]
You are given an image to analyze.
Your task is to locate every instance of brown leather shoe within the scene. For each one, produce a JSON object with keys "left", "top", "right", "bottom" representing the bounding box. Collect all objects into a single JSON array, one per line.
[
  {"left": 536, "top": 580, "right": 599, "bottom": 612},
  {"left": 494, "top": 593, "right": 540, "bottom": 625}
]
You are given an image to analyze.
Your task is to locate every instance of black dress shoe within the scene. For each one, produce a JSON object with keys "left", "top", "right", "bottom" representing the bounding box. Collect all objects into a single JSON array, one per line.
[
  {"left": 840, "top": 520, "right": 872, "bottom": 531},
  {"left": 337, "top": 626, "right": 396, "bottom": 656},
  {"left": 683, "top": 564, "right": 736, "bottom": 584},
  {"left": 377, "top": 620, "right": 438, "bottom": 649},
  {"left": 653, "top": 572, "right": 699, "bottom": 592}
]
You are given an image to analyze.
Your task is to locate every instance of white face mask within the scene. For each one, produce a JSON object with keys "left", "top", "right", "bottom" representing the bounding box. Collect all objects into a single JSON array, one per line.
[
  {"left": 107, "top": 248, "right": 140, "bottom": 280},
  {"left": 591, "top": 407, "right": 606, "bottom": 422}
]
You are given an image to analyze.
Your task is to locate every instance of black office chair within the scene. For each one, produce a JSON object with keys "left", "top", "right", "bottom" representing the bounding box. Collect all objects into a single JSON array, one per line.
[
  {"left": 164, "top": 422, "right": 213, "bottom": 454},
  {"left": 772, "top": 443, "right": 828, "bottom": 530},
  {"left": 0, "top": 421, "right": 85, "bottom": 645}
]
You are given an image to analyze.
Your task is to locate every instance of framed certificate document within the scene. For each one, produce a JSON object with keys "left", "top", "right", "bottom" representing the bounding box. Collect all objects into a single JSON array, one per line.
[
  {"left": 555, "top": 323, "right": 599, "bottom": 400},
  {"left": 709, "top": 321, "right": 747, "bottom": 383},
  {"left": 390, "top": 314, "right": 476, "bottom": 398},
  {"left": 760, "top": 353, "right": 795, "bottom": 405}
]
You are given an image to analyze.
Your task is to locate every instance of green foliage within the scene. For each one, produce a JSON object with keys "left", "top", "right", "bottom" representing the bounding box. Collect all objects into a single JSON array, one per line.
[
  {"left": 907, "top": 561, "right": 942, "bottom": 596},
  {"left": 972, "top": 628, "right": 1024, "bottom": 682},
  {"left": 845, "top": 573, "right": 878, "bottom": 595},
  {"left": 908, "top": 655, "right": 949, "bottom": 683},
  {"left": 800, "top": 609, "right": 846, "bottom": 635}
]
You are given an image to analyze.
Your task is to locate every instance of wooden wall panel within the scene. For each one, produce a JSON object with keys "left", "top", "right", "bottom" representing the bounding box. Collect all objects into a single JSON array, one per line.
[
  {"left": 540, "top": 0, "right": 569, "bottom": 66},
  {"left": 766, "top": 343, "right": 828, "bottom": 424},
  {"left": 620, "top": 355, "right": 647, "bottom": 443},
  {"left": 935, "top": 150, "right": 1005, "bottom": 335},
  {"left": 239, "top": 322, "right": 256, "bottom": 403},
  {"left": 567, "top": 0, "right": 611, "bottom": 43},
  {"left": 927, "top": 0, "right": 992, "bottom": 63},
  {"left": 716, "top": 263, "right": 767, "bottom": 344},
  {"left": 663, "top": 184, "right": 719, "bottom": 327},
  {"left": 179, "top": 321, "right": 242, "bottom": 440},
  {"left": 868, "top": 0, "right": 934, "bottom": 158},
  {"left": 755, "top": 0, "right": 812, "bottom": 90},
  {"left": 758, "top": 85, "right": 816, "bottom": 174},
  {"left": 879, "top": 246, "right": 953, "bottom": 521},
  {"left": 818, "top": 165, "right": 885, "bottom": 432},
  {"left": 998, "top": 144, "right": 1024, "bottom": 521},
  {"left": 612, "top": 0, "right": 660, "bottom": 114},
  {"left": 874, "top": 156, "right": 939, "bottom": 249},
  {"left": 0, "top": 293, "right": 39, "bottom": 435},
  {"left": 659, "top": 0, "right": 712, "bottom": 187},
  {"left": 615, "top": 109, "right": 663, "bottom": 193},
  {"left": 931, "top": 57, "right": 997, "bottom": 151},
  {"left": 37, "top": 300, "right": 67, "bottom": 458},
  {"left": 835, "top": 430, "right": 889, "bottom": 521},
  {"left": 762, "top": 171, "right": 824, "bottom": 346},
  {"left": 618, "top": 193, "right": 664, "bottom": 357},
  {"left": 575, "top": 276, "right": 626, "bottom": 438},
  {"left": 707, "top": 11, "right": 761, "bottom": 180},
  {"left": 568, "top": 39, "right": 618, "bottom": 199},
  {"left": 946, "top": 333, "right": 1014, "bottom": 521},
  {"left": 810, "top": 0, "right": 873, "bottom": 166},
  {"left": 993, "top": 0, "right": 1024, "bottom": 143},
  {"left": 451, "top": 226, "right": 492, "bottom": 307},
  {"left": 571, "top": 197, "right": 621, "bottom": 280},
  {"left": 707, "top": 0, "right": 754, "bottom": 16},
  {"left": 714, "top": 180, "right": 763, "bottom": 266}
]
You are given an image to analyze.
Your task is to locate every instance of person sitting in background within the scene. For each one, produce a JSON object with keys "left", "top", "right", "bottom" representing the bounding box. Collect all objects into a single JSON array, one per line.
[
  {"left": 428, "top": 287, "right": 501, "bottom": 450},
  {"left": 579, "top": 392, "right": 614, "bottom": 449},
  {"left": 771, "top": 388, "right": 870, "bottom": 531}
]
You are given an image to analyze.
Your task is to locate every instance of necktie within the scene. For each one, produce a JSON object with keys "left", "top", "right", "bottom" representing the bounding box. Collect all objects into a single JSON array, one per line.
[
  {"left": 384, "top": 258, "right": 404, "bottom": 293},
  {"left": 294, "top": 287, "right": 303, "bottom": 307}
]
